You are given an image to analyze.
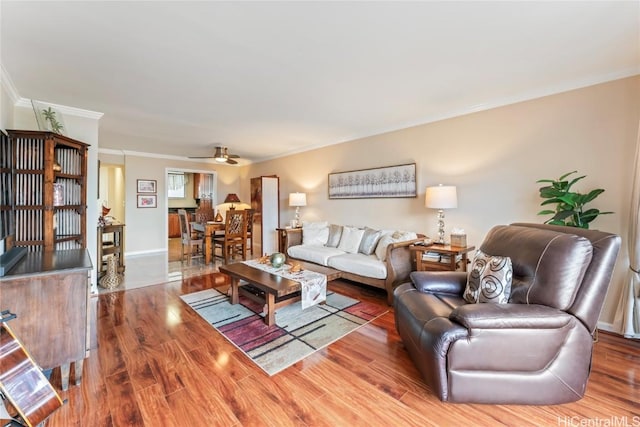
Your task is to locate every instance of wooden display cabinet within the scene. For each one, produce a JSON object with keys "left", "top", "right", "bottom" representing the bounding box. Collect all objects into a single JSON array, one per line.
[
  {"left": 3, "top": 130, "right": 89, "bottom": 252},
  {"left": 0, "top": 130, "right": 92, "bottom": 392}
]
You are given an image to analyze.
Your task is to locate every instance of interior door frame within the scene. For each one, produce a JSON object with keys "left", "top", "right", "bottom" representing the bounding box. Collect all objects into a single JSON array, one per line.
[{"left": 164, "top": 167, "right": 218, "bottom": 253}]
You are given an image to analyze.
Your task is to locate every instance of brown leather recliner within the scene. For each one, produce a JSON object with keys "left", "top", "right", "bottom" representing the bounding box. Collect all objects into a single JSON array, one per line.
[{"left": 394, "top": 223, "right": 621, "bottom": 404}]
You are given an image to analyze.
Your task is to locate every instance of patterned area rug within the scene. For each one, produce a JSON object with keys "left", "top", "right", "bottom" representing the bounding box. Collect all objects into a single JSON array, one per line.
[{"left": 180, "top": 288, "right": 388, "bottom": 375}]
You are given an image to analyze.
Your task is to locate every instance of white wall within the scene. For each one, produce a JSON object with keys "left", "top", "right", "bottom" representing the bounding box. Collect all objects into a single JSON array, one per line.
[
  {"left": 106, "top": 153, "right": 239, "bottom": 254},
  {"left": 0, "top": 78, "right": 15, "bottom": 131},
  {"left": 244, "top": 76, "right": 640, "bottom": 327}
]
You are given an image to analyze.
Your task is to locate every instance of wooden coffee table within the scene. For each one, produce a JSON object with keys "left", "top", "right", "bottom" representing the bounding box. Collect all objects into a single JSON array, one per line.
[{"left": 219, "top": 261, "right": 341, "bottom": 326}]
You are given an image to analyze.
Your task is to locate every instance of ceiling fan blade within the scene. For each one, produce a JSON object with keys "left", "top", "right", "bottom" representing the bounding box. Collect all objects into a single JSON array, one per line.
[
  {"left": 188, "top": 156, "right": 215, "bottom": 159},
  {"left": 226, "top": 158, "right": 238, "bottom": 165},
  {"left": 227, "top": 154, "right": 240, "bottom": 158}
]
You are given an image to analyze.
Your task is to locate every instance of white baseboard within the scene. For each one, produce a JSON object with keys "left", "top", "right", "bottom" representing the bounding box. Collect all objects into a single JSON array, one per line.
[
  {"left": 596, "top": 321, "right": 618, "bottom": 334},
  {"left": 124, "top": 249, "right": 167, "bottom": 258}
]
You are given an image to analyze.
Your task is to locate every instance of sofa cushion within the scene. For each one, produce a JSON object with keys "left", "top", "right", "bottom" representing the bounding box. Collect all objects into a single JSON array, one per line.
[
  {"left": 337, "top": 226, "right": 365, "bottom": 254},
  {"left": 327, "top": 253, "right": 387, "bottom": 279},
  {"left": 359, "top": 227, "right": 382, "bottom": 255},
  {"left": 392, "top": 230, "right": 418, "bottom": 241},
  {"left": 463, "top": 250, "right": 513, "bottom": 304},
  {"left": 302, "top": 221, "right": 328, "bottom": 229},
  {"left": 326, "top": 224, "right": 343, "bottom": 248},
  {"left": 287, "top": 245, "right": 344, "bottom": 266},
  {"left": 375, "top": 230, "right": 418, "bottom": 262},
  {"left": 375, "top": 234, "right": 396, "bottom": 262},
  {"left": 302, "top": 222, "right": 329, "bottom": 246}
]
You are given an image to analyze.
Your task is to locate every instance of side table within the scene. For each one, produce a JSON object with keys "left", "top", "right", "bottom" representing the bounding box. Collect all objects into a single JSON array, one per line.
[
  {"left": 276, "top": 227, "right": 302, "bottom": 253},
  {"left": 410, "top": 243, "right": 475, "bottom": 272},
  {"left": 97, "top": 223, "right": 125, "bottom": 278}
]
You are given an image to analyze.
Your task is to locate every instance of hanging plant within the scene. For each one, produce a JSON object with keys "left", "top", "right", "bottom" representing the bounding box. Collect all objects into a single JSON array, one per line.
[{"left": 537, "top": 170, "right": 613, "bottom": 229}]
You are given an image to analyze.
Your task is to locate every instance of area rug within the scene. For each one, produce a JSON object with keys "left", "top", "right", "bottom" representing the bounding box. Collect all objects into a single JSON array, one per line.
[{"left": 180, "top": 288, "right": 388, "bottom": 375}]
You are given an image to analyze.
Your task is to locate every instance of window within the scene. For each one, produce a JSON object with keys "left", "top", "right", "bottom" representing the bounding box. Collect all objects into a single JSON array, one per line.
[{"left": 167, "top": 173, "right": 186, "bottom": 198}]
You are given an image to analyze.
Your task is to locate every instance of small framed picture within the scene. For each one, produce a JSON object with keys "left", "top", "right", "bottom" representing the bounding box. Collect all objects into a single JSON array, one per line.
[
  {"left": 137, "top": 179, "right": 157, "bottom": 193},
  {"left": 137, "top": 194, "right": 157, "bottom": 208}
]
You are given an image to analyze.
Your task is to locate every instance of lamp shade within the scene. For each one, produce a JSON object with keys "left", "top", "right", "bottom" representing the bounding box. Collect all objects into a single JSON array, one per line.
[
  {"left": 289, "top": 192, "right": 307, "bottom": 207},
  {"left": 224, "top": 193, "right": 241, "bottom": 204},
  {"left": 425, "top": 185, "right": 458, "bottom": 209}
]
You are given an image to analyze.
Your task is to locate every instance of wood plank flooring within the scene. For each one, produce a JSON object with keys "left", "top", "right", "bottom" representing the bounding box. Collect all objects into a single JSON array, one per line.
[{"left": 38, "top": 273, "right": 640, "bottom": 426}]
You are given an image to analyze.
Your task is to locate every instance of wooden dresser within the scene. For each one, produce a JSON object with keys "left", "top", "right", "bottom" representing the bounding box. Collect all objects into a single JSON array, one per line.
[{"left": 0, "top": 249, "right": 92, "bottom": 391}]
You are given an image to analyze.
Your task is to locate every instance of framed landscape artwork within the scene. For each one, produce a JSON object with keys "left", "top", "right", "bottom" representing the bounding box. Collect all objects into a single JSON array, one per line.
[
  {"left": 328, "top": 163, "right": 417, "bottom": 199},
  {"left": 137, "top": 179, "right": 157, "bottom": 193}
]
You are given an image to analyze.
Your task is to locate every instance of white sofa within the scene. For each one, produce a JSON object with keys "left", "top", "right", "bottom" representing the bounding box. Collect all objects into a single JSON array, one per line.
[{"left": 282, "top": 222, "right": 424, "bottom": 304}]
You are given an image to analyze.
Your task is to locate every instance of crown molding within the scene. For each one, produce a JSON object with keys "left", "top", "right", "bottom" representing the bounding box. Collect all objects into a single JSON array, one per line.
[
  {"left": 0, "top": 65, "right": 21, "bottom": 105},
  {"left": 16, "top": 98, "right": 104, "bottom": 120},
  {"left": 2, "top": 66, "right": 104, "bottom": 119}
]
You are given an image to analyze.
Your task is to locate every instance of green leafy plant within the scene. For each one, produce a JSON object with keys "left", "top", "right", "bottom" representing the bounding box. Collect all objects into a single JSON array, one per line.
[
  {"left": 537, "top": 171, "right": 613, "bottom": 229},
  {"left": 41, "top": 107, "right": 64, "bottom": 134}
]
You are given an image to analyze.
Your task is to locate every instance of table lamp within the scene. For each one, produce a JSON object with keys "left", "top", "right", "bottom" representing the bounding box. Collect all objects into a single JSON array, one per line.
[
  {"left": 224, "top": 193, "right": 241, "bottom": 210},
  {"left": 425, "top": 185, "right": 458, "bottom": 244},
  {"left": 289, "top": 192, "right": 307, "bottom": 227}
]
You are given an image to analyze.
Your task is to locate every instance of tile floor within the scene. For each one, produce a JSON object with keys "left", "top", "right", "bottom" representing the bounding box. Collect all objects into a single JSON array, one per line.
[{"left": 96, "top": 238, "right": 231, "bottom": 294}]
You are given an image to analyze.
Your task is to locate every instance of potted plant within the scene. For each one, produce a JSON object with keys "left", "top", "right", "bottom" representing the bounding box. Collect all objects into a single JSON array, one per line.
[{"left": 537, "top": 171, "right": 613, "bottom": 229}]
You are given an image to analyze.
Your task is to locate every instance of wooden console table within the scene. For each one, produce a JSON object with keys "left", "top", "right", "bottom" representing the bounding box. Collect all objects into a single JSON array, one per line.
[
  {"left": 98, "top": 223, "right": 125, "bottom": 278},
  {"left": 411, "top": 243, "right": 475, "bottom": 272},
  {"left": 0, "top": 249, "right": 92, "bottom": 391}
]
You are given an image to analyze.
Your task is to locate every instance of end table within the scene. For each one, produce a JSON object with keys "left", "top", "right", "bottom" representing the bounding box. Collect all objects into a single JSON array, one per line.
[{"left": 410, "top": 243, "right": 475, "bottom": 272}]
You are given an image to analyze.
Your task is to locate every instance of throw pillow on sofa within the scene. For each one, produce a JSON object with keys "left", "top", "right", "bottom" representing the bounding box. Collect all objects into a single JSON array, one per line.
[
  {"left": 337, "top": 226, "right": 365, "bottom": 254},
  {"left": 463, "top": 249, "right": 513, "bottom": 304},
  {"left": 326, "top": 224, "right": 343, "bottom": 248},
  {"left": 302, "top": 221, "right": 329, "bottom": 246},
  {"left": 358, "top": 227, "right": 382, "bottom": 255},
  {"left": 375, "top": 230, "right": 419, "bottom": 262},
  {"left": 375, "top": 234, "right": 396, "bottom": 262}
]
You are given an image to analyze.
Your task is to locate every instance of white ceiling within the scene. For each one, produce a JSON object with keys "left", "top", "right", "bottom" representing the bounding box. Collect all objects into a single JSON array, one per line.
[{"left": 2, "top": 1, "right": 639, "bottom": 164}]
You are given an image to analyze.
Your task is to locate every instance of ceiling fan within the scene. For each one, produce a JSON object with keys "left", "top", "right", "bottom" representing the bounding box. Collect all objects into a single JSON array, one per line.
[{"left": 189, "top": 146, "right": 240, "bottom": 164}]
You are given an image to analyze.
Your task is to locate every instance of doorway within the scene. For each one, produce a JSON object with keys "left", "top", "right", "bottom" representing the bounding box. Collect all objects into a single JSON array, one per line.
[
  {"left": 165, "top": 168, "right": 217, "bottom": 264},
  {"left": 98, "top": 163, "right": 125, "bottom": 224}
]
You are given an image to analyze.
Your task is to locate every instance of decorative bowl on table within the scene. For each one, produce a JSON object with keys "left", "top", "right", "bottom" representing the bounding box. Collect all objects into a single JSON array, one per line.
[{"left": 269, "top": 252, "right": 286, "bottom": 268}]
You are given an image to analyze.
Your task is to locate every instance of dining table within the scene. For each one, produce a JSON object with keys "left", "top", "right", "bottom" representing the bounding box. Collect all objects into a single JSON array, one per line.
[{"left": 191, "top": 221, "right": 225, "bottom": 264}]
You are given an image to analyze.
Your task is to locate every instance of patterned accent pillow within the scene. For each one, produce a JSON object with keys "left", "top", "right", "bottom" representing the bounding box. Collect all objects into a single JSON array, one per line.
[{"left": 463, "top": 249, "right": 513, "bottom": 304}]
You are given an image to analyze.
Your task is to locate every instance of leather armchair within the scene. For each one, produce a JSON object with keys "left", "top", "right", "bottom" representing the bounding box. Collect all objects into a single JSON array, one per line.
[{"left": 394, "top": 223, "right": 621, "bottom": 404}]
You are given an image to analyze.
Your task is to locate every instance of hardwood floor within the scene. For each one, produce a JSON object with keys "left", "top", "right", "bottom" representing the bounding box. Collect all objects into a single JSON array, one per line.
[{"left": 39, "top": 274, "right": 639, "bottom": 426}]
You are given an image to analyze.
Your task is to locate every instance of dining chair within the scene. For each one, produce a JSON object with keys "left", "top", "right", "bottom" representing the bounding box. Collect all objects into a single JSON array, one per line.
[
  {"left": 244, "top": 208, "right": 255, "bottom": 255},
  {"left": 213, "top": 209, "right": 248, "bottom": 264},
  {"left": 177, "top": 209, "right": 203, "bottom": 265}
]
